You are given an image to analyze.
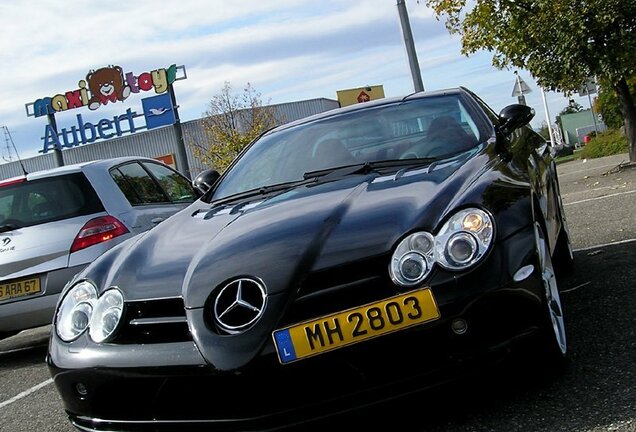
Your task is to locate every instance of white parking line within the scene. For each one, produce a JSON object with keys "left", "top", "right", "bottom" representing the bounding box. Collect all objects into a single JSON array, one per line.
[
  {"left": 564, "top": 189, "right": 636, "bottom": 206},
  {"left": 558, "top": 161, "right": 628, "bottom": 177},
  {"left": 561, "top": 185, "right": 627, "bottom": 198},
  {"left": 573, "top": 237, "right": 636, "bottom": 252},
  {"left": 0, "top": 378, "right": 53, "bottom": 409}
]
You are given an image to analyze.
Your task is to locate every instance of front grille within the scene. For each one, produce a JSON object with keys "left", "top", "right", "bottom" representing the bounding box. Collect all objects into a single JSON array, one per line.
[{"left": 114, "top": 297, "right": 191, "bottom": 344}]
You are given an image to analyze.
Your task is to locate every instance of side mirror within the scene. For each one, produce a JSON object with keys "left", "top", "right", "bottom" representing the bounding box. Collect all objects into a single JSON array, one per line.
[
  {"left": 192, "top": 169, "right": 220, "bottom": 195},
  {"left": 498, "top": 104, "right": 535, "bottom": 135}
]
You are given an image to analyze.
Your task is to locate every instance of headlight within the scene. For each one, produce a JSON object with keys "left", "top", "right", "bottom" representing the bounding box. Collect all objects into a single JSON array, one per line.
[
  {"left": 435, "top": 208, "right": 494, "bottom": 270},
  {"left": 56, "top": 281, "right": 97, "bottom": 342},
  {"left": 390, "top": 232, "right": 435, "bottom": 286},
  {"left": 390, "top": 208, "right": 494, "bottom": 287},
  {"left": 89, "top": 288, "right": 124, "bottom": 343}
]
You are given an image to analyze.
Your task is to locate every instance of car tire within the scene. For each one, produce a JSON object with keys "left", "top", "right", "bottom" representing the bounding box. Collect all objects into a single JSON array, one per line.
[{"left": 534, "top": 222, "right": 569, "bottom": 370}]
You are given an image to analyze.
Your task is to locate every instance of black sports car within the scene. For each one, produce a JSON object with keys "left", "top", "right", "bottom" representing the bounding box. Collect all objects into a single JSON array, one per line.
[{"left": 48, "top": 87, "right": 573, "bottom": 431}]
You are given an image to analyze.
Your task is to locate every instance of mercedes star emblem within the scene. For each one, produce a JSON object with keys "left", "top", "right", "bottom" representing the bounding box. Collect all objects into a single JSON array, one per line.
[{"left": 214, "top": 278, "right": 267, "bottom": 334}]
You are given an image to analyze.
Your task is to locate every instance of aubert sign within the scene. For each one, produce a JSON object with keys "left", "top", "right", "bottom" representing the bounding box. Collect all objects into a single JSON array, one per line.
[{"left": 25, "top": 64, "right": 186, "bottom": 154}]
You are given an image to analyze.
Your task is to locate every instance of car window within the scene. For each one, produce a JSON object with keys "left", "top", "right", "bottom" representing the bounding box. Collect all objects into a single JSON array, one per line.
[
  {"left": 0, "top": 173, "right": 104, "bottom": 228},
  {"left": 111, "top": 162, "right": 168, "bottom": 205},
  {"left": 141, "top": 162, "right": 197, "bottom": 203},
  {"left": 212, "top": 94, "right": 488, "bottom": 201}
]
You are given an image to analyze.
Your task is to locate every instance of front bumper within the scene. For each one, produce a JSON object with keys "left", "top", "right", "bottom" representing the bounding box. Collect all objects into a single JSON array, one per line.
[{"left": 48, "top": 226, "right": 546, "bottom": 430}]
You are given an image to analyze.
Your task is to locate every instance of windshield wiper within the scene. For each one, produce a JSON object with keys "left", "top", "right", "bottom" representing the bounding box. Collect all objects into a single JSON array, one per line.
[
  {"left": 0, "top": 223, "right": 19, "bottom": 233},
  {"left": 210, "top": 178, "right": 317, "bottom": 205},
  {"left": 303, "top": 158, "right": 437, "bottom": 180}
]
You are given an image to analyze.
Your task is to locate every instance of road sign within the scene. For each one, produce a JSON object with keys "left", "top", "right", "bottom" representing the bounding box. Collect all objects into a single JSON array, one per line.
[
  {"left": 336, "top": 85, "right": 385, "bottom": 107},
  {"left": 578, "top": 77, "right": 597, "bottom": 96},
  {"left": 357, "top": 91, "right": 371, "bottom": 103},
  {"left": 511, "top": 75, "right": 532, "bottom": 97}
]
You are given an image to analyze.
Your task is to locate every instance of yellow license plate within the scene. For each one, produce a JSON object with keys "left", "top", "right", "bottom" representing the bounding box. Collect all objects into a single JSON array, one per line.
[
  {"left": 0, "top": 277, "right": 41, "bottom": 301},
  {"left": 272, "top": 288, "right": 440, "bottom": 364}
]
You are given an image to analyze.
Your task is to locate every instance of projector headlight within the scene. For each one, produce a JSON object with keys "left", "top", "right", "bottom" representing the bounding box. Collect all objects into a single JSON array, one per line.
[
  {"left": 390, "top": 232, "right": 435, "bottom": 287},
  {"left": 389, "top": 208, "right": 494, "bottom": 287},
  {"left": 435, "top": 208, "right": 494, "bottom": 270},
  {"left": 55, "top": 281, "right": 97, "bottom": 342},
  {"left": 89, "top": 288, "right": 124, "bottom": 343}
]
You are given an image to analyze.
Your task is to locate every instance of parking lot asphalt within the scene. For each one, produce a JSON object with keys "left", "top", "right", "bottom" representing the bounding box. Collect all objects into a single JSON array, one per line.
[
  {"left": 557, "top": 153, "right": 636, "bottom": 249},
  {"left": 1, "top": 153, "right": 635, "bottom": 432}
]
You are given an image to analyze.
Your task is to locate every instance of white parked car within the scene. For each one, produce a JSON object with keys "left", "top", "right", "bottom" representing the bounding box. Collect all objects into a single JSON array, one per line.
[{"left": 0, "top": 156, "right": 199, "bottom": 339}]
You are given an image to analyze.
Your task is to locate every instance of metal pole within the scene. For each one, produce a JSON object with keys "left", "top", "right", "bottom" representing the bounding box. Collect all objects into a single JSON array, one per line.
[
  {"left": 396, "top": 0, "right": 424, "bottom": 92},
  {"left": 168, "top": 83, "right": 191, "bottom": 179},
  {"left": 540, "top": 87, "right": 555, "bottom": 146},
  {"left": 587, "top": 92, "right": 599, "bottom": 136},
  {"left": 47, "top": 113, "right": 64, "bottom": 167}
]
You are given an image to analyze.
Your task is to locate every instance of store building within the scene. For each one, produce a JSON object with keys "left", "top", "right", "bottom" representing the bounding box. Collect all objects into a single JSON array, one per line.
[{"left": 0, "top": 97, "right": 340, "bottom": 181}]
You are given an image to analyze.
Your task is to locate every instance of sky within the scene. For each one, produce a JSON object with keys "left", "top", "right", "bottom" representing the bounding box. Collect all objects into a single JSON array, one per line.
[{"left": 0, "top": 0, "right": 597, "bottom": 163}]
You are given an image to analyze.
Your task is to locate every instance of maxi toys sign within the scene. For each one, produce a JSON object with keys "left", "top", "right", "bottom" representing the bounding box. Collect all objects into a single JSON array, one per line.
[{"left": 25, "top": 64, "right": 187, "bottom": 154}]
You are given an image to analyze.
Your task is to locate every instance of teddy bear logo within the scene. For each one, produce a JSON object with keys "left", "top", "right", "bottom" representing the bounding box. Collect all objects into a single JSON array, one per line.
[{"left": 86, "top": 66, "right": 131, "bottom": 110}]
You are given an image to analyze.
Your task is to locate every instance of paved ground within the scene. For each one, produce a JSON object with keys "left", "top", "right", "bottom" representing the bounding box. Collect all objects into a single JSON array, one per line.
[
  {"left": 557, "top": 153, "right": 636, "bottom": 249},
  {"left": 1, "top": 153, "right": 635, "bottom": 432}
]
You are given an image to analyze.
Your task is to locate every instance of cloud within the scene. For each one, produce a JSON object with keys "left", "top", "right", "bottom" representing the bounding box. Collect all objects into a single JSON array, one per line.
[{"left": 0, "top": 0, "right": 590, "bottom": 162}]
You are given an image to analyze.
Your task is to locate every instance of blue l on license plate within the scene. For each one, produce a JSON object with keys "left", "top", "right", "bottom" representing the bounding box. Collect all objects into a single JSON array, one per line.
[{"left": 272, "top": 288, "right": 440, "bottom": 364}]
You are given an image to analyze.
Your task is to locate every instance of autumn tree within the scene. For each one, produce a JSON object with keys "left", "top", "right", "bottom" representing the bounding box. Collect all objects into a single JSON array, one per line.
[
  {"left": 191, "top": 82, "right": 280, "bottom": 172},
  {"left": 424, "top": 0, "right": 636, "bottom": 162}
]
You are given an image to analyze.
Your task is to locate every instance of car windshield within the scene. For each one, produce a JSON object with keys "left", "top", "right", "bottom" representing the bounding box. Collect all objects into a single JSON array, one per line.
[
  {"left": 211, "top": 94, "right": 487, "bottom": 201},
  {"left": 0, "top": 173, "right": 104, "bottom": 232}
]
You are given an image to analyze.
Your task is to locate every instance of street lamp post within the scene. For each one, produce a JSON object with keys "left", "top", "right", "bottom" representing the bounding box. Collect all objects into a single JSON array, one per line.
[{"left": 396, "top": 0, "right": 424, "bottom": 93}]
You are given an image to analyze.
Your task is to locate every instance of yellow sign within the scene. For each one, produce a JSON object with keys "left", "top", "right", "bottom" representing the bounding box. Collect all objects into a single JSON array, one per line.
[{"left": 336, "top": 85, "right": 385, "bottom": 107}]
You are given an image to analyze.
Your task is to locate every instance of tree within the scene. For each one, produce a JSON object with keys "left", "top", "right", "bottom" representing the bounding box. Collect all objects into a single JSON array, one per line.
[
  {"left": 537, "top": 121, "right": 551, "bottom": 140},
  {"left": 560, "top": 99, "right": 584, "bottom": 115},
  {"left": 424, "top": 0, "right": 636, "bottom": 162},
  {"left": 594, "top": 75, "right": 636, "bottom": 130},
  {"left": 555, "top": 99, "right": 584, "bottom": 131},
  {"left": 191, "top": 82, "right": 280, "bottom": 172}
]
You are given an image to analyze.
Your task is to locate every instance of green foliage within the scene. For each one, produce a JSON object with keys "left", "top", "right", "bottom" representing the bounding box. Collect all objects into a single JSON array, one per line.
[
  {"left": 424, "top": 0, "right": 636, "bottom": 162},
  {"left": 559, "top": 100, "right": 584, "bottom": 115},
  {"left": 580, "top": 129, "right": 629, "bottom": 159},
  {"left": 424, "top": 0, "right": 636, "bottom": 92},
  {"left": 595, "top": 76, "right": 636, "bottom": 129},
  {"left": 190, "top": 82, "right": 281, "bottom": 172},
  {"left": 537, "top": 121, "right": 551, "bottom": 140}
]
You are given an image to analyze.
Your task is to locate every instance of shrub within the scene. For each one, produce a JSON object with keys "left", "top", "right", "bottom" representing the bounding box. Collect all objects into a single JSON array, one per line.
[{"left": 581, "top": 130, "right": 629, "bottom": 159}]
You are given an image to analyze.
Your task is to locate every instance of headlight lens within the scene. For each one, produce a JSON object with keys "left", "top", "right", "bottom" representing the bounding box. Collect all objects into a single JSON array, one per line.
[
  {"left": 435, "top": 208, "right": 494, "bottom": 270},
  {"left": 89, "top": 288, "right": 124, "bottom": 343},
  {"left": 390, "top": 208, "right": 494, "bottom": 286},
  {"left": 56, "top": 281, "right": 97, "bottom": 342},
  {"left": 390, "top": 232, "right": 435, "bottom": 286}
]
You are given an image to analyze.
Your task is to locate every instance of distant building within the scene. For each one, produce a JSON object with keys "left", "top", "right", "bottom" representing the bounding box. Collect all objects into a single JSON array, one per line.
[
  {"left": 560, "top": 109, "right": 607, "bottom": 147},
  {"left": 0, "top": 98, "right": 340, "bottom": 181}
]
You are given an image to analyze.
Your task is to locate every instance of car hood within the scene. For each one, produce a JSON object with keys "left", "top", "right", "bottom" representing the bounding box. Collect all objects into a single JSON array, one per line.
[{"left": 84, "top": 149, "right": 496, "bottom": 306}]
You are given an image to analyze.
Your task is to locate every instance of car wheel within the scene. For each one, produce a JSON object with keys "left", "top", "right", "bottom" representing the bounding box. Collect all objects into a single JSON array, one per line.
[{"left": 534, "top": 222, "right": 568, "bottom": 367}]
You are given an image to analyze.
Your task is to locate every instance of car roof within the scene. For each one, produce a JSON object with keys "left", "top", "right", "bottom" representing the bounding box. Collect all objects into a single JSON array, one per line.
[
  {"left": 269, "top": 87, "right": 467, "bottom": 134},
  {"left": 24, "top": 156, "right": 161, "bottom": 181}
]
